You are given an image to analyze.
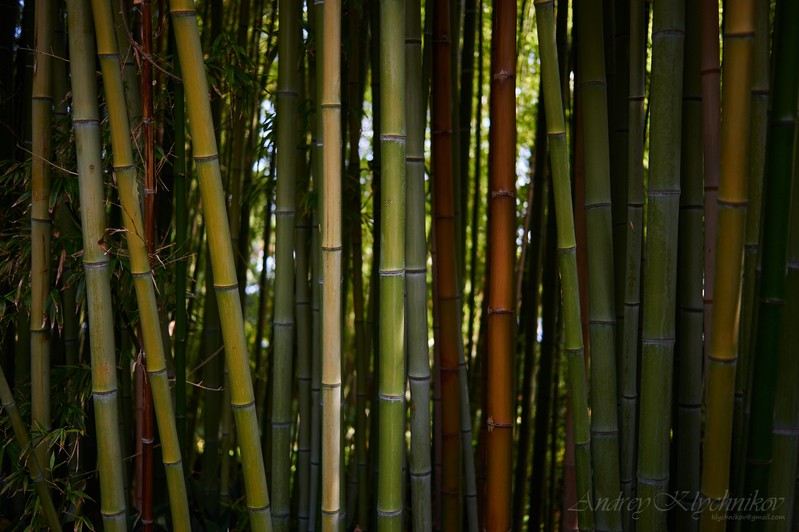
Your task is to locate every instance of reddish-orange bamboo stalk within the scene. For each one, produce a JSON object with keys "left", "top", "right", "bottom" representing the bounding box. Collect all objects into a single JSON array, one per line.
[
  {"left": 432, "top": 0, "right": 462, "bottom": 526},
  {"left": 139, "top": 1, "right": 155, "bottom": 528},
  {"left": 485, "top": 0, "right": 516, "bottom": 528}
]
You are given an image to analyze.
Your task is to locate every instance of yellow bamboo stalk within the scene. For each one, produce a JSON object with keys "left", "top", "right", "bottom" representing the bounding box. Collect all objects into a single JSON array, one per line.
[
  {"left": 320, "top": 0, "right": 343, "bottom": 527},
  {"left": 90, "top": 0, "right": 191, "bottom": 527},
  {"left": 169, "top": 1, "right": 272, "bottom": 529}
]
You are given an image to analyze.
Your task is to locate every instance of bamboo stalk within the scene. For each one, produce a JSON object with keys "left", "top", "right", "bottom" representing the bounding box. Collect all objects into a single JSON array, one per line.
[
  {"left": 296, "top": 54, "right": 314, "bottom": 532},
  {"left": 637, "top": 0, "right": 684, "bottom": 528},
  {"left": 699, "top": 0, "right": 755, "bottom": 528},
  {"left": 765, "top": 98, "right": 799, "bottom": 530},
  {"left": 485, "top": 0, "right": 516, "bottom": 528},
  {"left": 732, "top": 0, "right": 769, "bottom": 496},
  {"left": 308, "top": 0, "right": 324, "bottom": 525},
  {"left": 701, "top": 0, "right": 721, "bottom": 359},
  {"left": 90, "top": 0, "right": 192, "bottom": 526},
  {"left": 575, "top": 1, "right": 623, "bottom": 528},
  {"left": 169, "top": 1, "right": 272, "bottom": 528},
  {"left": 0, "top": 366, "right": 61, "bottom": 531},
  {"left": 533, "top": 2, "right": 595, "bottom": 529},
  {"left": 620, "top": 0, "right": 647, "bottom": 521},
  {"left": 66, "top": 0, "right": 128, "bottom": 526},
  {"left": 432, "top": 0, "right": 463, "bottom": 525},
  {"left": 272, "top": 0, "right": 300, "bottom": 526},
  {"left": 320, "top": 0, "right": 342, "bottom": 526},
  {"left": 675, "top": 1, "right": 704, "bottom": 530},
  {"left": 172, "top": 30, "right": 189, "bottom": 462},
  {"left": 405, "top": 0, "right": 433, "bottom": 524},
  {"left": 30, "top": 0, "right": 53, "bottom": 481},
  {"left": 743, "top": 0, "right": 799, "bottom": 515},
  {"left": 139, "top": 2, "right": 156, "bottom": 526},
  {"left": 377, "top": 2, "right": 406, "bottom": 528}
]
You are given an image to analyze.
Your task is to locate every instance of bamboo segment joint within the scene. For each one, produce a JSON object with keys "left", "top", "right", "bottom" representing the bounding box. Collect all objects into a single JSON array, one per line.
[
  {"left": 378, "top": 393, "right": 404, "bottom": 402},
  {"left": 231, "top": 400, "right": 256, "bottom": 410},
  {"left": 214, "top": 283, "right": 239, "bottom": 292}
]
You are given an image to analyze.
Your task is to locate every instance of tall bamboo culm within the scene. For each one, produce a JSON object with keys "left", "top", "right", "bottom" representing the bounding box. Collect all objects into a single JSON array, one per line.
[
  {"left": 405, "top": 0, "right": 433, "bottom": 526},
  {"left": 169, "top": 1, "right": 272, "bottom": 528},
  {"left": 0, "top": 367, "right": 61, "bottom": 531},
  {"left": 66, "top": 0, "right": 128, "bottom": 527},
  {"left": 766, "top": 99, "right": 799, "bottom": 530},
  {"left": 90, "top": 0, "right": 191, "bottom": 526},
  {"left": 699, "top": 0, "right": 755, "bottom": 527},
  {"left": 272, "top": 0, "right": 300, "bottom": 527},
  {"left": 743, "top": 0, "right": 799, "bottom": 514},
  {"left": 320, "top": 0, "right": 343, "bottom": 527},
  {"left": 675, "top": 1, "right": 703, "bottom": 530},
  {"left": 533, "top": 1, "right": 595, "bottom": 529},
  {"left": 30, "top": 0, "right": 53, "bottom": 478},
  {"left": 701, "top": 0, "right": 720, "bottom": 357},
  {"left": 575, "top": 1, "right": 622, "bottom": 528},
  {"left": 484, "top": 0, "right": 516, "bottom": 528},
  {"left": 732, "top": 0, "right": 769, "bottom": 494},
  {"left": 620, "top": 1, "right": 647, "bottom": 524},
  {"left": 431, "top": 0, "right": 462, "bottom": 526},
  {"left": 637, "top": 0, "right": 684, "bottom": 529},
  {"left": 377, "top": 1, "right": 406, "bottom": 529}
]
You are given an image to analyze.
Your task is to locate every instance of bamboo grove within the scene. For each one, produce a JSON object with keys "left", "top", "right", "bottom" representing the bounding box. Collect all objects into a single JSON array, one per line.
[{"left": 2, "top": 0, "right": 799, "bottom": 530}]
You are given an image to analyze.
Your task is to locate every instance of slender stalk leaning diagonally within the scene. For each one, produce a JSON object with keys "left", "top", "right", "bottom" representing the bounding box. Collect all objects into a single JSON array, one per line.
[
  {"left": 90, "top": 0, "right": 192, "bottom": 527},
  {"left": 169, "top": 1, "right": 272, "bottom": 528},
  {"left": 533, "top": 1, "right": 595, "bottom": 529}
]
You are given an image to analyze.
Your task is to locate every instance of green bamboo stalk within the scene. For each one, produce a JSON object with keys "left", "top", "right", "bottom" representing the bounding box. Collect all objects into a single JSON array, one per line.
[
  {"left": 202, "top": 252, "right": 223, "bottom": 518},
  {"left": 0, "top": 366, "right": 61, "bottom": 531},
  {"left": 296, "top": 156, "right": 312, "bottom": 531},
  {"left": 764, "top": 88, "right": 799, "bottom": 531},
  {"left": 376, "top": 0, "right": 406, "bottom": 529},
  {"left": 30, "top": 0, "right": 53, "bottom": 479},
  {"left": 405, "top": 0, "right": 432, "bottom": 526},
  {"left": 310, "top": 205, "right": 323, "bottom": 532},
  {"left": 620, "top": 0, "right": 647, "bottom": 522},
  {"left": 484, "top": 0, "right": 516, "bottom": 528},
  {"left": 575, "top": 1, "right": 622, "bottom": 528},
  {"left": 675, "top": 1, "right": 703, "bottom": 530},
  {"left": 637, "top": 0, "right": 684, "bottom": 528},
  {"left": 272, "top": 0, "right": 300, "bottom": 526},
  {"left": 528, "top": 179, "right": 558, "bottom": 531},
  {"left": 320, "top": 0, "right": 342, "bottom": 526},
  {"left": 732, "top": 0, "right": 769, "bottom": 496},
  {"left": 113, "top": 0, "right": 142, "bottom": 125},
  {"left": 296, "top": 31, "right": 313, "bottom": 530},
  {"left": 701, "top": 0, "right": 720, "bottom": 359},
  {"left": 169, "top": 1, "right": 272, "bottom": 528},
  {"left": 533, "top": 2, "right": 594, "bottom": 529},
  {"left": 743, "top": 0, "right": 799, "bottom": 520},
  {"left": 699, "top": 0, "right": 755, "bottom": 528},
  {"left": 66, "top": 0, "right": 127, "bottom": 527},
  {"left": 90, "top": 0, "right": 192, "bottom": 526},
  {"left": 308, "top": 0, "right": 324, "bottom": 525}
]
